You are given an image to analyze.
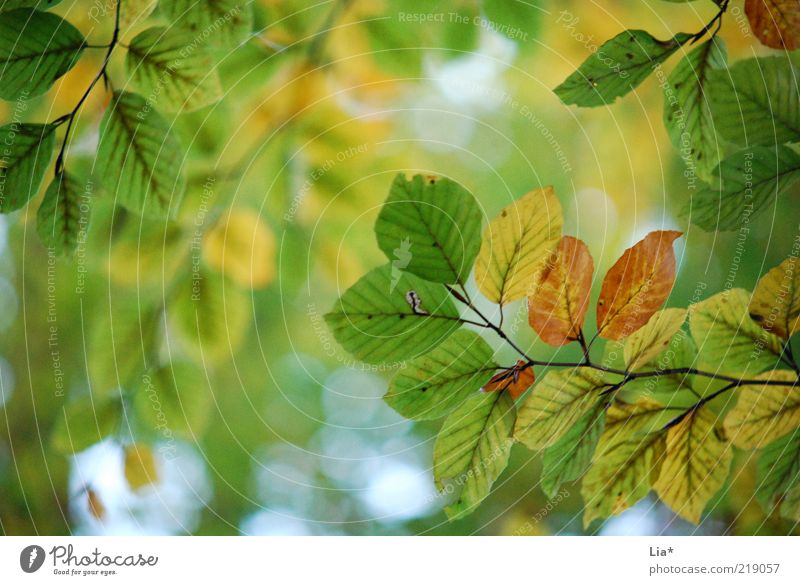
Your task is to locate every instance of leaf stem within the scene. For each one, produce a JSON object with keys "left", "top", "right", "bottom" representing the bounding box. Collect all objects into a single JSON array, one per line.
[
  {"left": 781, "top": 341, "right": 800, "bottom": 375},
  {"left": 53, "top": 0, "right": 122, "bottom": 175},
  {"left": 690, "top": 0, "right": 729, "bottom": 45},
  {"left": 446, "top": 285, "right": 534, "bottom": 362},
  {"left": 448, "top": 284, "right": 797, "bottom": 393},
  {"left": 662, "top": 380, "right": 739, "bottom": 430}
]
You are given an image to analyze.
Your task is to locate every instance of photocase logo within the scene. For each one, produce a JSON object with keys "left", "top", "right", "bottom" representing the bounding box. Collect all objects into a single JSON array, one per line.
[
  {"left": 390, "top": 237, "right": 413, "bottom": 292},
  {"left": 20, "top": 545, "right": 45, "bottom": 573}
]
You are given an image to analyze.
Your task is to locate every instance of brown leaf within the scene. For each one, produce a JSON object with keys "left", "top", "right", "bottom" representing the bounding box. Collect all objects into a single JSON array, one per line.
[
  {"left": 596, "top": 230, "right": 682, "bottom": 340},
  {"left": 484, "top": 360, "right": 534, "bottom": 400},
  {"left": 87, "top": 488, "right": 105, "bottom": 520},
  {"left": 528, "top": 236, "right": 594, "bottom": 346},
  {"left": 745, "top": 0, "right": 800, "bottom": 50}
]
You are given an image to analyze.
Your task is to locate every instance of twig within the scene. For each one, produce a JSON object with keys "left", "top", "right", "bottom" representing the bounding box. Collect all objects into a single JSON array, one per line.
[
  {"left": 690, "top": 0, "right": 730, "bottom": 45},
  {"left": 53, "top": 0, "right": 122, "bottom": 175}
]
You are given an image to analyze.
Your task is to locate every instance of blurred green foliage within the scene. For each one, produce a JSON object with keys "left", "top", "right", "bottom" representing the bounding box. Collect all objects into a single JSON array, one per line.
[{"left": 0, "top": 0, "right": 798, "bottom": 536}]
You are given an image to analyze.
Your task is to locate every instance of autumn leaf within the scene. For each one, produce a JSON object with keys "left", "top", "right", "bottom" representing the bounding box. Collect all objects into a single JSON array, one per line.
[
  {"left": 514, "top": 368, "right": 608, "bottom": 450},
  {"left": 654, "top": 405, "right": 732, "bottom": 524},
  {"left": 724, "top": 370, "right": 800, "bottom": 449},
  {"left": 527, "top": 236, "right": 593, "bottom": 346},
  {"left": 624, "top": 308, "right": 687, "bottom": 370},
  {"left": 745, "top": 0, "right": 800, "bottom": 50},
  {"left": 474, "top": 187, "right": 563, "bottom": 305},
  {"left": 582, "top": 399, "right": 672, "bottom": 527},
  {"left": 203, "top": 209, "right": 276, "bottom": 289},
  {"left": 123, "top": 444, "right": 158, "bottom": 491},
  {"left": 596, "top": 230, "right": 682, "bottom": 340},
  {"left": 749, "top": 256, "right": 800, "bottom": 340},
  {"left": 87, "top": 489, "right": 105, "bottom": 521},
  {"left": 483, "top": 360, "right": 535, "bottom": 400}
]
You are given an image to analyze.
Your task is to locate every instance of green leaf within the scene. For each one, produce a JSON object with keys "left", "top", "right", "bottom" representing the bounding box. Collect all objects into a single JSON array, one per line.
[
  {"left": 663, "top": 37, "right": 727, "bottom": 181},
  {"left": 0, "top": 1, "right": 63, "bottom": 9},
  {"left": 362, "top": 0, "right": 478, "bottom": 75},
  {"left": 514, "top": 368, "right": 608, "bottom": 450},
  {"left": 540, "top": 401, "right": 606, "bottom": 499},
  {"left": 686, "top": 146, "right": 800, "bottom": 232},
  {"left": 581, "top": 399, "right": 670, "bottom": 527},
  {"left": 375, "top": 174, "right": 482, "bottom": 285},
  {"left": 170, "top": 268, "right": 250, "bottom": 364},
  {"left": 384, "top": 330, "right": 497, "bottom": 421},
  {"left": 89, "top": 307, "right": 160, "bottom": 397},
  {"left": 36, "top": 172, "right": 90, "bottom": 255},
  {"left": 756, "top": 429, "right": 800, "bottom": 512},
  {"left": 132, "top": 363, "right": 212, "bottom": 440},
  {"left": 782, "top": 485, "right": 800, "bottom": 521},
  {"left": 481, "top": 0, "right": 542, "bottom": 47},
  {"left": 689, "top": 288, "right": 782, "bottom": 376},
  {"left": 126, "top": 26, "right": 223, "bottom": 113},
  {"left": 0, "top": 122, "right": 55, "bottom": 212},
  {"left": 160, "top": 0, "right": 253, "bottom": 48},
  {"left": 96, "top": 91, "right": 186, "bottom": 217},
  {"left": 433, "top": 391, "right": 515, "bottom": 520},
  {"left": 51, "top": 395, "right": 121, "bottom": 454},
  {"left": 0, "top": 8, "right": 85, "bottom": 100},
  {"left": 654, "top": 404, "right": 732, "bottom": 524},
  {"left": 708, "top": 56, "right": 800, "bottom": 146},
  {"left": 554, "top": 29, "right": 693, "bottom": 107},
  {"left": 324, "top": 264, "right": 462, "bottom": 365}
]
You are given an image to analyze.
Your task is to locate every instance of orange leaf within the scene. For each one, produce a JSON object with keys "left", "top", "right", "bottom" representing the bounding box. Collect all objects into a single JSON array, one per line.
[
  {"left": 528, "top": 236, "right": 594, "bottom": 346},
  {"left": 484, "top": 360, "right": 534, "bottom": 400},
  {"left": 745, "top": 0, "right": 800, "bottom": 50},
  {"left": 87, "top": 488, "right": 105, "bottom": 520},
  {"left": 596, "top": 231, "right": 682, "bottom": 340}
]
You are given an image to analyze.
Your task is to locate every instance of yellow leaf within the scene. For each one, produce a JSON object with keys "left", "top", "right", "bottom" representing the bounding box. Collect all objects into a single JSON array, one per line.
[
  {"left": 600, "top": 398, "right": 674, "bottom": 447},
  {"left": 120, "top": 0, "right": 157, "bottom": 31},
  {"left": 624, "top": 308, "right": 687, "bottom": 370},
  {"left": 749, "top": 255, "right": 800, "bottom": 340},
  {"left": 582, "top": 399, "right": 672, "bottom": 527},
  {"left": 724, "top": 370, "right": 800, "bottom": 449},
  {"left": 514, "top": 367, "right": 605, "bottom": 450},
  {"left": 474, "top": 187, "right": 563, "bottom": 305},
  {"left": 203, "top": 209, "right": 276, "bottom": 289},
  {"left": 654, "top": 405, "right": 732, "bottom": 524},
  {"left": 123, "top": 444, "right": 158, "bottom": 491}
]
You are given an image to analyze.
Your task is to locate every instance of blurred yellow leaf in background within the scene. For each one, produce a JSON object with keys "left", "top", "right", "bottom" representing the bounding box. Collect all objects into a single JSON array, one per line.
[{"left": 203, "top": 209, "right": 276, "bottom": 289}]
